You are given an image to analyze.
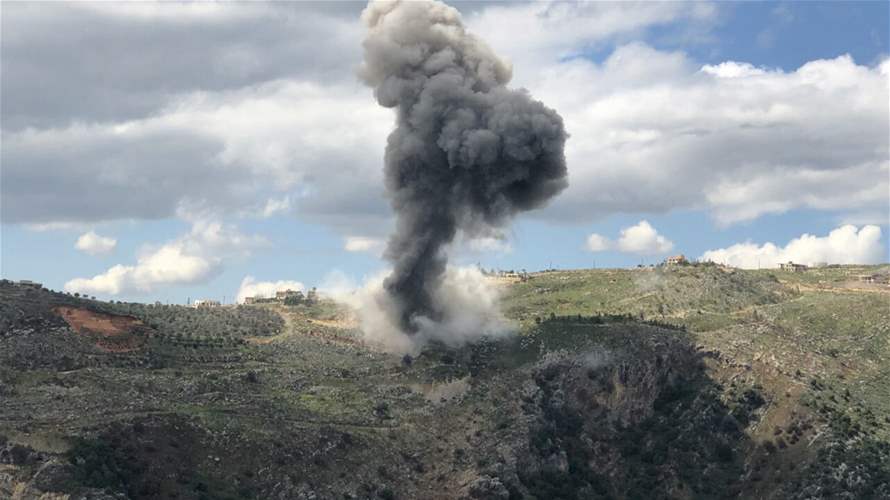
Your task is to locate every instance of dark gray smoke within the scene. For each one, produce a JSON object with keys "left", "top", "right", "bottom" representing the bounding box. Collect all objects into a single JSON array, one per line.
[{"left": 359, "top": 0, "right": 568, "bottom": 333}]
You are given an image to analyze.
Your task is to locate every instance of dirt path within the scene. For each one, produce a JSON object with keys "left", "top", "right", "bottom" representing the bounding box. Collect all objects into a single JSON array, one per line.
[
  {"left": 308, "top": 317, "right": 358, "bottom": 329},
  {"left": 791, "top": 282, "right": 890, "bottom": 295}
]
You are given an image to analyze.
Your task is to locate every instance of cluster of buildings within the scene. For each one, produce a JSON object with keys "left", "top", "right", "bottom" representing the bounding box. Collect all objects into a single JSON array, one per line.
[
  {"left": 192, "top": 299, "right": 221, "bottom": 308},
  {"left": 243, "top": 287, "right": 317, "bottom": 305},
  {"left": 189, "top": 287, "right": 318, "bottom": 308}
]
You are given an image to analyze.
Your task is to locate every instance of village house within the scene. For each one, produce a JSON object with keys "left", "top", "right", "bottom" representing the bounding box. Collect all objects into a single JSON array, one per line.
[
  {"left": 193, "top": 299, "right": 221, "bottom": 308},
  {"left": 275, "top": 289, "right": 302, "bottom": 301},
  {"left": 779, "top": 261, "right": 808, "bottom": 272},
  {"left": 664, "top": 255, "right": 688, "bottom": 266}
]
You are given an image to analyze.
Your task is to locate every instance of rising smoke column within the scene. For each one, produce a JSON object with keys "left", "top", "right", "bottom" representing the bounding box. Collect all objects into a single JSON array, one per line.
[{"left": 360, "top": 0, "right": 568, "bottom": 333}]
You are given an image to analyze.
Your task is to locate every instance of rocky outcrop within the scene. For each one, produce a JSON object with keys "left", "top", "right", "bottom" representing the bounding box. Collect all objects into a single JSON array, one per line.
[{"left": 507, "top": 329, "right": 752, "bottom": 499}]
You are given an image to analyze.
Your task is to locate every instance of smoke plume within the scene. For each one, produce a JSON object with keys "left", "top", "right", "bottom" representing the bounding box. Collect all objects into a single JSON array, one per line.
[
  {"left": 323, "top": 266, "right": 513, "bottom": 354},
  {"left": 359, "top": 0, "right": 568, "bottom": 334}
]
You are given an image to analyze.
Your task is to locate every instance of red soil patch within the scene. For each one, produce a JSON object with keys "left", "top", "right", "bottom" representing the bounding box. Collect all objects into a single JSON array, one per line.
[{"left": 53, "top": 306, "right": 147, "bottom": 352}]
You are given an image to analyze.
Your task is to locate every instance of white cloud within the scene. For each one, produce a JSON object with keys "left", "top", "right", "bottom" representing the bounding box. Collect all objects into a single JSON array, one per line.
[
  {"left": 74, "top": 230, "right": 117, "bottom": 255},
  {"left": 66, "top": 246, "right": 215, "bottom": 296},
  {"left": 617, "top": 220, "right": 674, "bottom": 254},
  {"left": 235, "top": 276, "right": 304, "bottom": 304},
  {"left": 7, "top": 0, "right": 707, "bottom": 230},
  {"left": 466, "top": 1, "right": 716, "bottom": 84},
  {"left": 344, "top": 236, "right": 386, "bottom": 254},
  {"left": 3, "top": 79, "right": 391, "bottom": 232},
  {"left": 585, "top": 220, "right": 673, "bottom": 255},
  {"left": 700, "top": 225, "right": 885, "bottom": 268},
  {"left": 518, "top": 44, "right": 889, "bottom": 226},
  {"left": 700, "top": 61, "right": 768, "bottom": 78},
  {"left": 586, "top": 233, "right": 611, "bottom": 252},
  {"left": 464, "top": 236, "right": 513, "bottom": 254},
  {"left": 64, "top": 220, "right": 266, "bottom": 295},
  {"left": 4, "top": 1, "right": 887, "bottom": 244},
  {"left": 260, "top": 196, "right": 293, "bottom": 218}
]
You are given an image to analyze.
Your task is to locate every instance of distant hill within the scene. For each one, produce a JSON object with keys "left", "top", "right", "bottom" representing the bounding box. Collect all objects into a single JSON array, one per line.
[{"left": 1, "top": 265, "right": 888, "bottom": 499}]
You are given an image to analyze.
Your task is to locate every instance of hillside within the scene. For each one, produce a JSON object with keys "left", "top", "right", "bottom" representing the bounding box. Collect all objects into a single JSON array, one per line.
[{"left": 1, "top": 265, "right": 888, "bottom": 499}]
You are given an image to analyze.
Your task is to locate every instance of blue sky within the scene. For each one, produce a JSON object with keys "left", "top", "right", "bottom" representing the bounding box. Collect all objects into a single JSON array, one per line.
[{"left": 2, "top": 1, "right": 888, "bottom": 304}]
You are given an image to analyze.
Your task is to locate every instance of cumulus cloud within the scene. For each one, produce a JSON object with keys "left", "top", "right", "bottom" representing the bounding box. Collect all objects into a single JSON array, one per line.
[
  {"left": 0, "top": 0, "right": 720, "bottom": 234},
  {"left": 466, "top": 3, "right": 886, "bottom": 227},
  {"left": 1, "top": 2, "right": 364, "bottom": 130},
  {"left": 700, "top": 225, "right": 885, "bottom": 268},
  {"left": 3, "top": 0, "right": 886, "bottom": 245},
  {"left": 585, "top": 220, "right": 674, "bottom": 255},
  {"left": 2, "top": 3, "right": 390, "bottom": 234},
  {"left": 74, "top": 230, "right": 117, "bottom": 255},
  {"left": 65, "top": 246, "right": 215, "bottom": 296},
  {"left": 235, "top": 276, "right": 305, "bottom": 304},
  {"left": 1, "top": 81, "right": 391, "bottom": 230},
  {"left": 466, "top": 1, "right": 716, "bottom": 79},
  {"left": 488, "top": 33, "right": 888, "bottom": 226},
  {"left": 344, "top": 236, "right": 385, "bottom": 254},
  {"left": 586, "top": 233, "right": 612, "bottom": 252},
  {"left": 617, "top": 220, "right": 674, "bottom": 254},
  {"left": 64, "top": 221, "right": 266, "bottom": 295}
]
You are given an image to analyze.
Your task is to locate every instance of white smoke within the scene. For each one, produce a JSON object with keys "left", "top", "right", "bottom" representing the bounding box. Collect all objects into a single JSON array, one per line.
[{"left": 322, "top": 266, "right": 514, "bottom": 354}]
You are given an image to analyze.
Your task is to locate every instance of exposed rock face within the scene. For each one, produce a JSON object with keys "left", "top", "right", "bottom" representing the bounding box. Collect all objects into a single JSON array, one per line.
[
  {"left": 30, "top": 459, "right": 77, "bottom": 492},
  {"left": 500, "top": 330, "right": 750, "bottom": 498},
  {"left": 0, "top": 444, "right": 122, "bottom": 500},
  {"left": 464, "top": 475, "right": 510, "bottom": 499}
]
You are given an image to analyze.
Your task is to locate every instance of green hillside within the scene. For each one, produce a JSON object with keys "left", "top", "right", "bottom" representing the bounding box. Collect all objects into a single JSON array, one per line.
[{"left": 0, "top": 265, "right": 888, "bottom": 499}]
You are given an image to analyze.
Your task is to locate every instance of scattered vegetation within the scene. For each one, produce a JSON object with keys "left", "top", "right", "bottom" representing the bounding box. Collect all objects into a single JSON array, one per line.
[{"left": 1, "top": 265, "right": 888, "bottom": 499}]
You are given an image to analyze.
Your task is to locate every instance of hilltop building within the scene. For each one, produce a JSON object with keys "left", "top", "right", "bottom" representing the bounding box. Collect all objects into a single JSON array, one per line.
[
  {"left": 17, "top": 280, "right": 43, "bottom": 289},
  {"left": 664, "top": 255, "right": 688, "bottom": 266},
  {"left": 779, "top": 261, "right": 808, "bottom": 272},
  {"left": 193, "top": 299, "right": 221, "bottom": 308},
  {"left": 275, "top": 289, "right": 302, "bottom": 301}
]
